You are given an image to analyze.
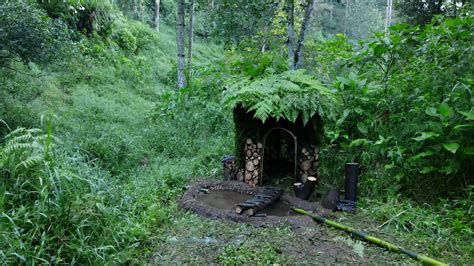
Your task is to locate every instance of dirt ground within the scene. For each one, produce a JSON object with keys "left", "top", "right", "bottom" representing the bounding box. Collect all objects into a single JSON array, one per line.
[{"left": 150, "top": 181, "right": 414, "bottom": 264}]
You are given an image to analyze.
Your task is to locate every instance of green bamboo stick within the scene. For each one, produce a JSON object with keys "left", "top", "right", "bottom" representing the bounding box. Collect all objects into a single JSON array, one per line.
[{"left": 291, "top": 207, "right": 448, "bottom": 265}]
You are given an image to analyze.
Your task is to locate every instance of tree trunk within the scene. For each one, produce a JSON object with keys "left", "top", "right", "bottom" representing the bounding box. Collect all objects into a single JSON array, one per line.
[
  {"left": 344, "top": 0, "right": 350, "bottom": 35},
  {"left": 154, "top": 0, "right": 160, "bottom": 32},
  {"left": 177, "top": 0, "right": 186, "bottom": 89},
  {"left": 388, "top": 0, "right": 393, "bottom": 29},
  {"left": 188, "top": 0, "right": 196, "bottom": 79},
  {"left": 133, "top": 0, "right": 138, "bottom": 18},
  {"left": 385, "top": 0, "right": 392, "bottom": 32},
  {"left": 286, "top": 0, "right": 295, "bottom": 70},
  {"left": 138, "top": 0, "right": 144, "bottom": 21},
  {"left": 294, "top": 0, "right": 316, "bottom": 69}
]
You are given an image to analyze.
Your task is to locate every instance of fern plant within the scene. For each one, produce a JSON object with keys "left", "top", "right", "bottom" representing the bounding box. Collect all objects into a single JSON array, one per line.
[
  {"left": 2, "top": 127, "right": 52, "bottom": 171},
  {"left": 223, "top": 69, "right": 341, "bottom": 125},
  {"left": 1, "top": 127, "right": 58, "bottom": 208}
]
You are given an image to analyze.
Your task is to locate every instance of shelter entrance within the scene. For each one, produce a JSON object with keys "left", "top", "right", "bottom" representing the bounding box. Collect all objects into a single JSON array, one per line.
[{"left": 261, "top": 127, "right": 297, "bottom": 186}]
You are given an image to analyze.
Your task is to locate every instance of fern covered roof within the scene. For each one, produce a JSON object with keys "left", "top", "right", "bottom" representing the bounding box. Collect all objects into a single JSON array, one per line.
[{"left": 223, "top": 69, "right": 340, "bottom": 125}]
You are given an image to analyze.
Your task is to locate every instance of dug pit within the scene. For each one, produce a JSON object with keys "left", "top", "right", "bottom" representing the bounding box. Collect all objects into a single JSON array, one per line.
[{"left": 180, "top": 180, "right": 324, "bottom": 227}]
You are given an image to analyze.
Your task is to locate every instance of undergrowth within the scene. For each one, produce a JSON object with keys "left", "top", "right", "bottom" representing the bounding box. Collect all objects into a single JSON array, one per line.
[{"left": 0, "top": 2, "right": 230, "bottom": 263}]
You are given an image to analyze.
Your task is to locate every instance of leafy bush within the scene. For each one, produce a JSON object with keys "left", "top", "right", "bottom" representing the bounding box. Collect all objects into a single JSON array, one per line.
[
  {"left": 112, "top": 26, "right": 138, "bottom": 53},
  {"left": 38, "top": 0, "right": 117, "bottom": 36},
  {"left": 0, "top": 2, "right": 71, "bottom": 66},
  {"left": 321, "top": 13, "right": 474, "bottom": 200}
]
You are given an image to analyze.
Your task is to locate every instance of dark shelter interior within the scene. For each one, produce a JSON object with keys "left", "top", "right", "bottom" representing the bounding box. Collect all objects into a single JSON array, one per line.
[{"left": 233, "top": 105, "right": 323, "bottom": 185}]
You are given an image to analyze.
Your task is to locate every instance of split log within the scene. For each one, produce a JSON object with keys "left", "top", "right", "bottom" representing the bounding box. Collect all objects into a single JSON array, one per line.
[
  {"left": 294, "top": 176, "right": 317, "bottom": 200},
  {"left": 252, "top": 169, "right": 259, "bottom": 177},
  {"left": 246, "top": 150, "right": 252, "bottom": 157},
  {"left": 257, "top": 142, "right": 263, "bottom": 149},
  {"left": 301, "top": 160, "right": 311, "bottom": 171},
  {"left": 252, "top": 159, "right": 259, "bottom": 165},
  {"left": 245, "top": 172, "right": 252, "bottom": 181},
  {"left": 246, "top": 161, "right": 255, "bottom": 172},
  {"left": 293, "top": 182, "right": 305, "bottom": 199},
  {"left": 246, "top": 138, "right": 253, "bottom": 145},
  {"left": 302, "top": 176, "right": 317, "bottom": 200}
]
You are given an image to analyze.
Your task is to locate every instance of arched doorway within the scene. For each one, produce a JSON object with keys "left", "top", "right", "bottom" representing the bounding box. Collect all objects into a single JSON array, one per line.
[{"left": 259, "top": 127, "right": 298, "bottom": 186}]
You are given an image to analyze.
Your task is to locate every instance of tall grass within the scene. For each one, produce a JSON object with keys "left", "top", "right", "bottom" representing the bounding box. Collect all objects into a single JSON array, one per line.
[{"left": 0, "top": 2, "right": 230, "bottom": 263}]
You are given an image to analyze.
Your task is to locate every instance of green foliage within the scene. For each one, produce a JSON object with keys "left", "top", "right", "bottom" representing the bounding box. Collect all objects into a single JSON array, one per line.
[
  {"left": 209, "top": 0, "right": 279, "bottom": 46},
  {"left": 396, "top": 0, "right": 468, "bottom": 26},
  {"left": 320, "top": 12, "right": 474, "bottom": 199},
  {"left": 224, "top": 69, "right": 340, "bottom": 124},
  {"left": 112, "top": 26, "right": 138, "bottom": 53},
  {"left": 1, "top": 0, "right": 472, "bottom": 264},
  {"left": 359, "top": 187, "right": 473, "bottom": 261},
  {"left": 303, "top": 33, "right": 353, "bottom": 81},
  {"left": 0, "top": 2, "right": 229, "bottom": 263},
  {"left": 346, "top": 0, "right": 384, "bottom": 39},
  {"left": 0, "top": 2, "right": 71, "bottom": 66},
  {"left": 38, "top": 0, "right": 118, "bottom": 36}
]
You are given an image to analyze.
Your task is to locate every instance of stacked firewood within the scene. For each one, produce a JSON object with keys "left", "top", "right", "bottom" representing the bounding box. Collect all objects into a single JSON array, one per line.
[
  {"left": 299, "top": 146, "right": 320, "bottom": 183},
  {"left": 236, "top": 138, "right": 263, "bottom": 187},
  {"left": 222, "top": 156, "right": 237, "bottom": 181},
  {"left": 293, "top": 146, "right": 320, "bottom": 200}
]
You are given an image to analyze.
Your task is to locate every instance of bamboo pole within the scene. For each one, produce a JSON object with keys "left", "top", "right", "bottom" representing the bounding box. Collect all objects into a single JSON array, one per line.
[{"left": 291, "top": 208, "right": 448, "bottom": 265}]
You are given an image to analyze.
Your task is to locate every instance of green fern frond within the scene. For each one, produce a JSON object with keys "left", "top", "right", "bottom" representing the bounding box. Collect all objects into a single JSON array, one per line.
[
  {"left": 223, "top": 69, "right": 341, "bottom": 125},
  {"left": 4, "top": 143, "right": 38, "bottom": 154},
  {"left": 16, "top": 155, "right": 43, "bottom": 169}
]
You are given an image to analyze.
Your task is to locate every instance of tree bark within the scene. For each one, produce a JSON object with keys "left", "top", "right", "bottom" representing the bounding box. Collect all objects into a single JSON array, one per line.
[
  {"left": 188, "top": 0, "right": 196, "bottom": 78},
  {"left": 294, "top": 0, "right": 317, "bottom": 69},
  {"left": 286, "top": 0, "right": 295, "bottom": 70},
  {"left": 385, "top": 0, "right": 392, "bottom": 32},
  {"left": 177, "top": 0, "right": 186, "bottom": 89},
  {"left": 138, "top": 0, "right": 144, "bottom": 21},
  {"left": 133, "top": 0, "right": 138, "bottom": 18},
  {"left": 154, "top": 0, "right": 160, "bottom": 32},
  {"left": 344, "top": 0, "right": 350, "bottom": 35}
]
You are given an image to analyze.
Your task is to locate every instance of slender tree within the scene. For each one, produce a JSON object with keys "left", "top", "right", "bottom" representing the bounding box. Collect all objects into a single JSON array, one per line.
[
  {"left": 177, "top": 0, "right": 186, "bottom": 89},
  {"left": 154, "top": 0, "right": 160, "bottom": 32},
  {"left": 344, "top": 0, "right": 350, "bottom": 35},
  {"left": 385, "top": 0, "right": 392, "bottom": 32},
  {"left": 294, "top": 0, "right": 316, "bottom": 69},
  {"left": 188, "top": 0, "right": 196, "bottom": 77},
  {"left": 286, "top": 0, "right": 295, "bottom": 70},
  {"left": 286, "top": 0, "right": 317, "bottom": 69},
  {"left": 133, "top": 0, "right": 138, "bottom": 18}
]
